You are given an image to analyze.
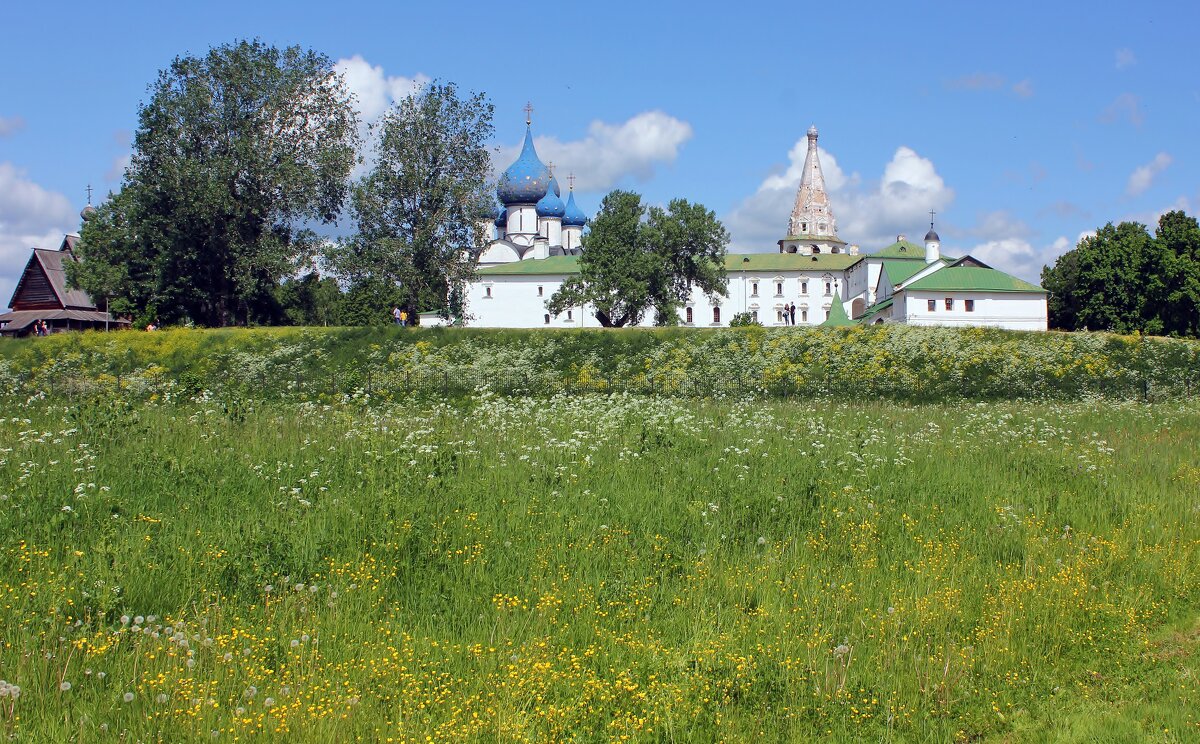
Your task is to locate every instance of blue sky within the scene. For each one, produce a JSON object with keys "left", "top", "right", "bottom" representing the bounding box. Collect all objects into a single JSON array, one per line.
[{"left": 2, "top": 0, "right": 1197, "bottom": 306}]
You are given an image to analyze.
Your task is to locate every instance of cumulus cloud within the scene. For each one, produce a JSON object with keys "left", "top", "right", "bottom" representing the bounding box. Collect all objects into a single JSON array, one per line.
[
  {"left": 334, "top": 55, "right": 430, "bottom": 125},
  {"left": 332, "top": 55, "right": 431, "bottom": 176},
  {"left": 0, "top": 116, "right": 25, "bottom": 138},
  {"left": 1100, "top": 93, "right": 1143, "bottom": 127},
  {"left": 1126, "top": 152, "right": 1172, "bottom": 196},
  {"left": 967, "top": 236, "right": 1072, "bottom": 283},
  {"left": 1115, "top": 48, "right": 1136, "bottom": 70},
  {"left": 494, "top": 111, "right": 693, "bottom": 192},
  {"left": 724, "top": 138, "right": 954, "bottom": 251},
  {"left": 970, "top": 210, "right": 1034, "bottom": 241},
  {"left": 0, "top": 163, "right": 78, "bottom": 309}
]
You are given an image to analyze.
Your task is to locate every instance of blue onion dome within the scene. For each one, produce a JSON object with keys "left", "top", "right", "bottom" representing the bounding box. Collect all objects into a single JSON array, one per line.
[
  {"left": 494, "top": 204, "right": 506, "bottom": 227},
  {"left": 536, "top": 179, "right": 566, "bottom": 218},
  {"left": 562, "top": 190, "right": 587, "bottom": 227},
  {"left": 497, "top": 127, "right": 550, "bottom": 205}
]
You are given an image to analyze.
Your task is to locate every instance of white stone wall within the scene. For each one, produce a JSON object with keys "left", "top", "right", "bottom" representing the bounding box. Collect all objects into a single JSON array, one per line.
[
  {"left": 464, "top": 269, "right": 1045, "bottom": 331},
  {"left": 900, "top": 291, "right": 1048, "bottom": 331}
]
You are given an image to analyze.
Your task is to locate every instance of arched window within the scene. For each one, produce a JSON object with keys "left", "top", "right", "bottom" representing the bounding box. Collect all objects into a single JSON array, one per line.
[
  {"left": 544, "top": 313, "right": 550, "bottom": 325},
  {"left": 812, "top": 245, "right": 821, "bottom": 254},
  {"left": 713, "top": 307, "right": 721, "bottom": 324},
  {"left": 685, "top": 307, "right": 693, "bottom": 324}
]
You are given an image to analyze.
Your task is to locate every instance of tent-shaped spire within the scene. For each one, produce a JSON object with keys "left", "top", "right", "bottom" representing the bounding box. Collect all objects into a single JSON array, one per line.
[{"left": 821, "top": 298, "right": 856, "bottom": 327}]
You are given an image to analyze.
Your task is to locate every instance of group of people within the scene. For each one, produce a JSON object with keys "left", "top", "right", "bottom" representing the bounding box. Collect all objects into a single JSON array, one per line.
[
  {"left": 780, "top": 302, "right": 799, "bottom": 325},
  {"left": 392, "top": 307, "right": 409, "bottom": 327},
  {"left": 30, "top": 319, "right": 50, "bottom": 336}
]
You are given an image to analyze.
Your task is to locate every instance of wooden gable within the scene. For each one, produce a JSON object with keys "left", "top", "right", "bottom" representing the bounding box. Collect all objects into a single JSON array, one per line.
[{"left": 8, "top": 254, "right": 63, "bottom": 311}]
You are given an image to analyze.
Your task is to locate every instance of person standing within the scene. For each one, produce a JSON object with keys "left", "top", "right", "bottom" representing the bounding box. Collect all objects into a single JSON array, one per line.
[
  {"left": 399, "top": 309, "right": 408, "bottom": 328},
  {"left": 393, "top": 307, "right": 402, "bottom": 325}
]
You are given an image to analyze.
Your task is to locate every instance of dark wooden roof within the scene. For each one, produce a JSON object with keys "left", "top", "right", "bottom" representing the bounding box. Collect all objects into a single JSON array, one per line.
[
  {"left": 0, "top": 309, "right": 129, "bottom": 334},
  {"left": 7, "top": 237, "right": 97, "bottom": 312}
]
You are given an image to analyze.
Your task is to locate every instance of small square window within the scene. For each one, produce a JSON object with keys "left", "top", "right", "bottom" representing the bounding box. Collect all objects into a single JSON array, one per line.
[
  {"left": 927, "top": 299, "right": 936, "bottom": 311},
  {"left": 945, "top": 298, "right": 954, "bottom": 310},
  {"left": 965, "top": 299, "right": 975, "bottom": 312}
]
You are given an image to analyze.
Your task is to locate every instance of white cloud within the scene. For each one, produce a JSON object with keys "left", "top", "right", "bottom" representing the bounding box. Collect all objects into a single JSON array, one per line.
[
  {"left": 970, "top": 210, "right": 1034, "bottom": 241},
  {"left": 0, "top": 163, "right": 77, "bottom": 309},
  {"left": 1126, "top": 152, "right": 1172, "bottom": 196},
  {"left": 967, "top": 236, "right": 1072, "bottom": 283},
  {"left": 0, "top": 116, "right": 25, "bottom": 138},
  {"left": 1115, "top": 48, "right": 1136, "bottom": 70},
  {"left": 106, "top": 154, "right": 130, "bottom": 183},
  {"left": 1100, "top": 93, "right": 1143, "bottom": 127},
  {"left": 724, "top": 138, "right": 954, "bottom": 251},
  {"left": 334, "top": 55, "right": 430, "bottom": 125},
  {"left": 495, "top": 111, "right": 693, "bottom": 192}
]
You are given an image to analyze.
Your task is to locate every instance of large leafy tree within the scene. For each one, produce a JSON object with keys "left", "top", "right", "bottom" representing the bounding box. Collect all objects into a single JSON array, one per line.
[
  {"left": 331, "top": 82, "right": 493, "bottom": 320},
  {"left": 1041, "top": 210, "right": 1200, "bottom": 337},
  {"left": 547, "top": 190, "right": 729, "bottom": 327},
  {"left": 70, "top": 39, "right": 358, "bottom": 326}
]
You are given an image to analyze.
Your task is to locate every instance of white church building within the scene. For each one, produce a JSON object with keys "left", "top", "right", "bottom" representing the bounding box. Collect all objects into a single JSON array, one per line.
[{"left": 463, "top": 122, "right": 1047, "bottom": 331}]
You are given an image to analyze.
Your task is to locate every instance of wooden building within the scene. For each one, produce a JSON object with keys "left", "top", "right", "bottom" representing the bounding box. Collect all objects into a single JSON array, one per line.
[{"left": 0, "top": 234, "right": 128, "bottom": 336}]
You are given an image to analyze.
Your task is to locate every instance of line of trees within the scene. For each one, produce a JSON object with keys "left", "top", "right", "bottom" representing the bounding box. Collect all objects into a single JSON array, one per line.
[
  {"left": 68, "top": 39, "right": 494, "bottom": 328},
  {"left": 1042, "top": 210, "right": 1200, "bottom": 337}
]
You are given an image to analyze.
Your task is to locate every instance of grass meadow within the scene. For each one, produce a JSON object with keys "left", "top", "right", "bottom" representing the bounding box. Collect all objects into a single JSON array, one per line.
[{"left": 1, "top": 381, "right": 1198, "bottom": 741}]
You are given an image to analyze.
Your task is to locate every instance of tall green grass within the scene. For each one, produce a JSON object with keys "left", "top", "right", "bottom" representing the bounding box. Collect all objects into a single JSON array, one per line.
[
  {"left": 2, "top": 325, "right": 1198, "bottom": 402},
  {"left": 1, "top": 391, "right": 1198, "bottom": 741}
]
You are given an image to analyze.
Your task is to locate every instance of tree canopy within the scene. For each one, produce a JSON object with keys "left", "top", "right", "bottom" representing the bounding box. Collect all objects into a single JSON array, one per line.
[
  {"left": 547, "top": 190, "right": 729, "bottom": 327},
  {"left": 70, "top": 39, "right": 359, "bottom": 326},
  {"left": 1042, "top": 210, "right": 1200, "bottom": 337},
  {"left": 330, "top": 82, "right": 493, "bottom": 320}
]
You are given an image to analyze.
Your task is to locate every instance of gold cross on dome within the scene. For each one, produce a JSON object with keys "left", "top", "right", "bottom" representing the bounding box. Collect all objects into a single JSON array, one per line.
[
  {"left": 547, "top": 161, "right": 555, "bottom": 177},
  {"left": 567, "top": 173, "right": 576, "bottom": 190},
  {"left": 524, "top": 101, "right": 534, "bottom": 125}
]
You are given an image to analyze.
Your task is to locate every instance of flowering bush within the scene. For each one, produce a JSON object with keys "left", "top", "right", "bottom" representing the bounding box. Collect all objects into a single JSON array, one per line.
[{"left": 1, "top": 325, "right": 1197, "bottom": 403}]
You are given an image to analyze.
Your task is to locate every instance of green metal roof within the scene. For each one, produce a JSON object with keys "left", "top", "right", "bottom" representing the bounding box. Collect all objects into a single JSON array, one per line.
[
  {"left": 902, "top": 267, "right": 1046, "bottom": 293},
  {"left": 821, "top": 298, "right": 856, "bottom": 327},
  {"left": 882, "top": 259, "right": 934, "bottom": 287},
  {"left": 726, "top": 252, "right": 859, "bottom": 272},
  {"left": 855, "top": 297, "right": 893, "bottom": 322},
  {"left": 870, "top": 240, "right": 926, "bottom": 259},
  {"left": 477, "top": 255, "right": 581, "bottom": 275}
]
